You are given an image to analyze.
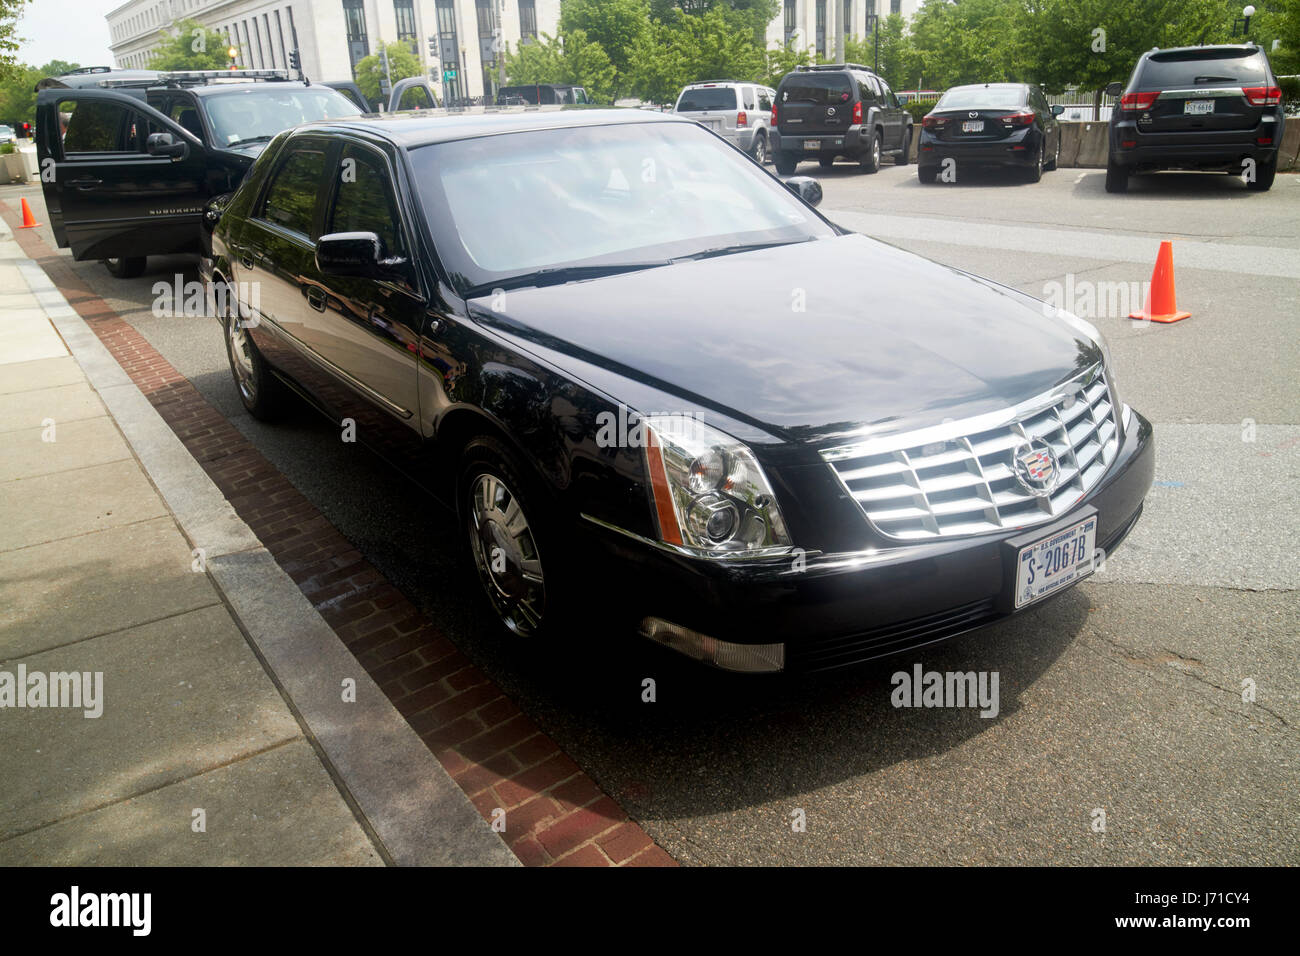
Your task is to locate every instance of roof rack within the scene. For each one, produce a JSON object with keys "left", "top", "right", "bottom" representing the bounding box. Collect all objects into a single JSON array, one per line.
[
  {"left": 690, "top": 79, "right": 739, "bottom": 85},
  {"left": 796, "top": 63, "right": 873, "bottom": 72},
  {"left": 99, "top": 69, "right": 294, "bottom": 89}
]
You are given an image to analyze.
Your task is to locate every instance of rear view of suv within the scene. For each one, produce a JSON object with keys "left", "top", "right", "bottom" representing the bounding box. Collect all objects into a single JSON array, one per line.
[
  {"left": 1105, "top": 44, "right": 1284, "bottom": 193},
  {"left": 672, "top": 81, "right": 776, "bottom": 164},
  {"left": 770, "top": 64, "right": 911, "bottom": 175}
]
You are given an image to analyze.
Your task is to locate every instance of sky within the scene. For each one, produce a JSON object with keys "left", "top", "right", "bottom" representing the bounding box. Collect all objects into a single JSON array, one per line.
[{"left": 15, "top": 0, "right": 122, "bottom": 70}]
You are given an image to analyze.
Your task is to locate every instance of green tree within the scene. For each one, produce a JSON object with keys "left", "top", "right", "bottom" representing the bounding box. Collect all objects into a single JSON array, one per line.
[
  {"left": 147, "top": 18, "right": 233, "bottom": 71},
  {"left": 560, "top": 0, "right": 651, "bottom": 97},
  {"left": 906, "top": 0, "right": 1021, "bottom": 89},
  {"left": 0, "top": 59, "right": 78, "bottom": 127},
  {"left": 501, "top": 29, "right": 618, "bottom": 102},
  {"left": 763, "top": 40, "right": 812, "bottom": 89},
  {"left": 0, "top": 0, "right": 29, "bottom": 80},
  {"left": 627, "top": 8, "right": 766, "bottom": 103},
  {"left": 845, "top": 13, "right": 912, "bottom": 91},
  {"left": 354, "top": 41, "right": 422, "bottom": 105}
]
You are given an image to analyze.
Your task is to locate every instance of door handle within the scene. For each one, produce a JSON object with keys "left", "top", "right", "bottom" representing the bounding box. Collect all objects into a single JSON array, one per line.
[
  {"left": 68, "top": 178, "right": 102, "bottom": 189},
  {"left": 305, "top": 286, "right": 327, "bottom": 312}
]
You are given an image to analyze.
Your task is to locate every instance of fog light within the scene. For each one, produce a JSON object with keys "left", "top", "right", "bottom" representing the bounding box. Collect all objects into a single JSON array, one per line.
[{"left": 639, "top": 617, "right": 785, "bottom": 673}]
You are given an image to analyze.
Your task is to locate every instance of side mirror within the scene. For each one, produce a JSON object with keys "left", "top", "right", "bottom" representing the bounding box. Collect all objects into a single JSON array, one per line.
[
  {"left": 147, "top": 131, "right": 188, "bottom": 159},
  {"left": 1104, "top": 82, "right": 1123, "bottom": 97},
  {"left": 316, "top": 231, "right": 409, "bottom": 280},
  {"left": 1050, "top": 104, "right": 1065, "bottom": 117},
  {"left": 783, "top": 175, "right": 823, "bottom": 207}
]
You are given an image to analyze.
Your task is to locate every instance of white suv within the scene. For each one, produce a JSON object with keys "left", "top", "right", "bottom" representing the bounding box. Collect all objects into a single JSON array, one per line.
[{"left": 672, "top": 81, "right": 776, "bottom": 164}]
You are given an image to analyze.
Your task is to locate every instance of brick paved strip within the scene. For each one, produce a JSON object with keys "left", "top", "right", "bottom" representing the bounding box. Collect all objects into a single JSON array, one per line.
[{"left": 1, "top": 200, "right": 676, "bottom": 868}]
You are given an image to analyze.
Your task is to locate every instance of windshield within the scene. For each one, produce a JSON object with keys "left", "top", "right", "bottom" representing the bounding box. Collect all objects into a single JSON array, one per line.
[
  {"left": 675, "top": 88, "right": 736, "bottom": 111},
  {"left": 1137, "top": 50, "right": 1270, "bottom": 89},
  {"left": 410, "top": 120, "right": 834, "bottom": 295},
  {"left": 935, "top": 87, "right": 1026, "bottom": 110},
  {"left": 205, "top": 88, "right": 363, "bottom": 146},
  {"left": 779, "top": 75, "right": 852, "bottom": 105}
]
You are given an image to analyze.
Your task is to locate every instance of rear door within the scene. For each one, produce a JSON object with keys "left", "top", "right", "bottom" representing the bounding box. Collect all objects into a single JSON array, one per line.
[
  {"left": 777, "top": 72, "right": 854, "bottom": 136},
  {"left": 877, "top": 76, "right": 907, "bottom": 149},
  {"left": 1132, "top": 48, "right": 1274, "bottom": 138},
  {"left": 35, "top": 88, "right": 208, "bottom": 260}
]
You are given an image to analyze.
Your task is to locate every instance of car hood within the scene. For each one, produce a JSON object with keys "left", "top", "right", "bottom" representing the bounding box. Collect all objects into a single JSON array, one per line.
[{"left": 469, "top": 233, "right": 1099, "bottom": 447}]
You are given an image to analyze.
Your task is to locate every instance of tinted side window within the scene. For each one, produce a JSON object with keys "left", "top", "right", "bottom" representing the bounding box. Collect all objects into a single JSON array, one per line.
[
  {"left": 742, "top": 87, "right": 757, "bottom": 110},
  {"left": 329, "top": 144, "right": 405, "bottom": 258},
  {"left": 259, "top": 147, "right": 327, "bottom": 237},
  {"left": 758, "top": 89, "right": 772, "bottom": 112},
  {"left": 58, "top": 99, "right": 138, "bottom": 153},
  {"left": 880, "top": 80, "right": 900, "bottom": 109},
  {"left": 856, "top": 74, "right": 878, "bottom": 105}
]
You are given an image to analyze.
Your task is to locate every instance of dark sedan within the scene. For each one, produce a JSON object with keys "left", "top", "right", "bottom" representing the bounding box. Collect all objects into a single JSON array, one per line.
[
  {"left": 918, "top": 83, "right": 1064, "bottom": 183},
  {"left": 203, "top": 109, "right": 1153, "bottom": 673}
]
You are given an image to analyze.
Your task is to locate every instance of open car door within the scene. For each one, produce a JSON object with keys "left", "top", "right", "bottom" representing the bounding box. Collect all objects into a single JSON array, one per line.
[{"left": 36, "top": 88, "right": 209, "bottom": 262}]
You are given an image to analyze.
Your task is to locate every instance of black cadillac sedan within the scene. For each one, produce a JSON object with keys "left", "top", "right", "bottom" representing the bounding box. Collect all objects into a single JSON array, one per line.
[
  {"left": 918, "top": 82, "right": 1065, "bottom": 183},
  {"left": 203, "top": 109, "right": 1153, "bottom": 673}
]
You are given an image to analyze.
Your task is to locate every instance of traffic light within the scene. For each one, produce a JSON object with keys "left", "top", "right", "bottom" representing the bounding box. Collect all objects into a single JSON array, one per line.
[
  {"left": 227, "top": 45, "right": 238, "bottom": 70},
  {"left": 288, "top": 49, "right": 300, "bottom": 70},
  {"left": 428, "top": 36, "right": 437, "bottom": 58}
]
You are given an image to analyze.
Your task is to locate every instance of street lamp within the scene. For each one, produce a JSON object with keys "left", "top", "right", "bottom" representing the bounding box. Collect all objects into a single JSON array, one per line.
[
  {"left": 1232, "top": 4, "right": 1255, "bottom": 38},
  {"left": 227, "top": 45, "right": 238, "bottom": 70}
]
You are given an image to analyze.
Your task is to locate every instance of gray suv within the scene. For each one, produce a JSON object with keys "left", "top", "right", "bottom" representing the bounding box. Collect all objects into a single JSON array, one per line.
[{"left": 672, "top": 81, "right": 776, "bottom": 164}]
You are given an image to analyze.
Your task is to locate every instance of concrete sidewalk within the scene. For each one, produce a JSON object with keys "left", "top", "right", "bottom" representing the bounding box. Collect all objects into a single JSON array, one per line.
[{"left": 0, "top": 217, "right": 515, "bottom": 865}]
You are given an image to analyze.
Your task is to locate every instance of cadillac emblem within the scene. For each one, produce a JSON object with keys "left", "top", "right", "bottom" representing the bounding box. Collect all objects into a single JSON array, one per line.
[{"left": 1013, "top": 440, "right": 1059, "bottom": 496}]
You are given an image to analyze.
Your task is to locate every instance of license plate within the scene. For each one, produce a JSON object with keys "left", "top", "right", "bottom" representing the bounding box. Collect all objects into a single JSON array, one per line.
[
  {"left": 1184, "top": 99, "right": 1214, "bottom": 115},
  {"left": 962, "top": 120, "right": 984, "bottom": 133},
  {"left": 1013, "top": 515, "right": 1098, "bottom": 610},
  {"left": 803, "top": 140, "right": 820, "bottom": 150}
]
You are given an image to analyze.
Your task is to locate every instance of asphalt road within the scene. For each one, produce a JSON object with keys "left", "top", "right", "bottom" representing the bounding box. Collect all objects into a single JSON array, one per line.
[{"left": 8, "top": 161, "right": 1297, "bottom": 865}]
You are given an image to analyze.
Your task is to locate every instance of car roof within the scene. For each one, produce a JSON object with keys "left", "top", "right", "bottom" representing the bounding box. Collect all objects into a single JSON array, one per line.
[
  {"left": 291, "top": 108, "right": 689, "bottom": 148},
  {"left": 945, "top": 83, "right": 1029, "bottom": 91}
]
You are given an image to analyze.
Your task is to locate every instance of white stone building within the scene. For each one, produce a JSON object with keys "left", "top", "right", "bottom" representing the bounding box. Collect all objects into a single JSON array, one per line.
[
  {"left": 106, "top": 0, "right": 563, "bottom": 100},
  {"left": 105, "top": 1, "right": 923, "bottom": 101}
]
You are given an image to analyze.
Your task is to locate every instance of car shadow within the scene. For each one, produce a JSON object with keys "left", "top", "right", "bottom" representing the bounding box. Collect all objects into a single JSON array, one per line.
[
  {"left": 185, "top": 355, "right": 1089, "bottom": 819},
  {"left": 1071, "top": 169, "right": 1260, "bottom": 200}
]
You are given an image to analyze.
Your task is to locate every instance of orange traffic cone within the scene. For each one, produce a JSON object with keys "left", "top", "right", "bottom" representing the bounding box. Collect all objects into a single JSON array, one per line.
[
  {"left": 17, "top": 197, "right": 41, "bottom": 229},
  {"left": 1129, "top": 240, "right": 1189, "bottom": 323}
]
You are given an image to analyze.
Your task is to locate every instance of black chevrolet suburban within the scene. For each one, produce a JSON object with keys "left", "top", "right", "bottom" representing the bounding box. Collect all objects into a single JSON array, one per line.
[
  {"left": 1104, "top": 44, "right": 1285, "bottom": 193},
  {"left": 34, "top": 67, "right": 363, "bottom": 276}
]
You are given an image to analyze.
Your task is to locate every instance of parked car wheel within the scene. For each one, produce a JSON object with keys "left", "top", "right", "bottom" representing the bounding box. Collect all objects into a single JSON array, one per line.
[
  {"left": 460, "top": 437, "right": 565, "bottom": 639},
  {"left": 1105, "top": 158, "right": 1129, "bottom": 193},
  {"left": 895, "top": 125, "right": 912, "bottom": 164},
  {"left": 918, "top": 164, "right": 938, "bottom": 184},
  {"left": 1044, "top": 134, "right": 1060, "bottom": 171},
  {"left": 1245, "top": 155, "right": 1276, "bottom": 192},
  {"left": 750, "top": 131, "right": 768, "bottom": 165},
  {"left": 221, "top": 289, "right": 283, "bottom": 420},
  {"left": 104, "top": 256, "right": 146, "bottom": 279},
  {"left": 860, "top": 130, "right": 882, "bottom": 173},
  {"left": 774, "top": 152, "right": 798, "bottom": 175},
  {"left": 1026, "top": 142, "right": 1044, "bottom": 183}
]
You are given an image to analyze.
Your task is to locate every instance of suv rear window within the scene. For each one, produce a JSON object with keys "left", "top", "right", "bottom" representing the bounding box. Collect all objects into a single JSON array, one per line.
[
  {"left": 780, "top": 74, "right": 853, "bottom": 105},
  {"left": 1136, "top": 49, "right": 1270, "bottom": 89},
  {"left": 676, "top": 88, "right": 737, "bottom": 111}
]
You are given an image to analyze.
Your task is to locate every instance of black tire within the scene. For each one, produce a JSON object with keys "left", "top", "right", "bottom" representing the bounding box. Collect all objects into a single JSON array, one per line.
[
  {"left": 895, "top": 125, "right": 913, "bottom": 164},
  {"left": 818, "top": 156, "right": 836, "bottom": 170},
  {"left": 918, "top": 164, "right": 938, "bottom": 183},
  {"left": 220, "top": 285, "right": 284, "bottom": 421},
  {"left": 1105, "top": 158, "right": 1129, "bottom": 193},
  {"left": 1044, "top": 133, "right": 1060, "bottom": 171},
  {"left": 750, "top": 131, "right": 768, "bottom": 165},
  {"left": 774, "top": 152, "right": 798, "bottom": 175},
  {"left": 1246, "top": 155, "right": 1276, "bottom": 191},
  {"left": 859, "top": 130, "right": 883, "bottom": 173},
  {"left": 104, "top": 256, "right": 146, "bottom": 279},
  {"left": 1026, "top": 141, "right": 1045, "bottom": 183},
  {"left": 458, "top": 436, "right": 573, "bottom": 640}
]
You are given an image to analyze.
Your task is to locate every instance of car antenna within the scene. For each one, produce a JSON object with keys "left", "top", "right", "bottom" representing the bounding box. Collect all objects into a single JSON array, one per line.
[{"left": 289, "top": 23, "right": 310, "bottom": 86}]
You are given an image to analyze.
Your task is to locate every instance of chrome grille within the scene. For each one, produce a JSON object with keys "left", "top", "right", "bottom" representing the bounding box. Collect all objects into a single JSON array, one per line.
[{"left": 821, "top": 367, "right": 1120, "bottom": 540}]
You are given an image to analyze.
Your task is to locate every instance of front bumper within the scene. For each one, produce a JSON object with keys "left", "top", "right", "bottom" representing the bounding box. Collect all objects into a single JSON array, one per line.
[{"left": 584, "top": 408, "right": 1155, "bottom": 672}]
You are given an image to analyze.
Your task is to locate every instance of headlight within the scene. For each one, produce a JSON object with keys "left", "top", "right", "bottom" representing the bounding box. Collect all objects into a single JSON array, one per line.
[{"left": 643, "top": 415, "right": 792, "bottom": 556}]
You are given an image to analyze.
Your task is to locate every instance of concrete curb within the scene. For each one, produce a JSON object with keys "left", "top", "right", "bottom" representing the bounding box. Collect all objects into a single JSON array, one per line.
[{"left": 10, "top": 254, "right": 518, "bottom": 866}]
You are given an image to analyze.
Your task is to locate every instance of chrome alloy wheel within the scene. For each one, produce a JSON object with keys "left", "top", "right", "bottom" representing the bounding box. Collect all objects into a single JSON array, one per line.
[
  {"left": 226, "top": 313, "right": 257, "bottom": 404},
  {"left": 467, "top": 472, "right": 546, "bottom": 636}
]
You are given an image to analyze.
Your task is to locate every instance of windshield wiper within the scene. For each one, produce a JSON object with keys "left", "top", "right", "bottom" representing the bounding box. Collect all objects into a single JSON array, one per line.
[
  {"left": 225, "top": 135, "right": 274, "bottom": 149},
  {"left": 1193, "top": 75, "right": 1237, "bottom": 84},
  {"left": 464, "top": 261, "right": 670, "bottom": 298},
  {"left": 672, "top": 236, "right": 817, "bottom": 263}
]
